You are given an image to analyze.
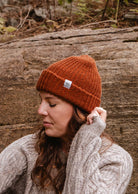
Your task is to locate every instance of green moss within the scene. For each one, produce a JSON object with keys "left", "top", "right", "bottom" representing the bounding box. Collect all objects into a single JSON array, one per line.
[
  {"left": 4, "top": 26, "right": 16, "bottom": 33},
  {"left": 111, "top": 24, "right": 118, "bottom": 28},
  {"left": 0, "top": 17, "right": 5, "bottom": 25}
]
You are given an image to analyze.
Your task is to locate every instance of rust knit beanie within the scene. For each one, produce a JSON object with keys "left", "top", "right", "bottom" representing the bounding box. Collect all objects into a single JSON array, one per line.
[{"left": 36, "top": 55, "right": 101, "bottom": 113}]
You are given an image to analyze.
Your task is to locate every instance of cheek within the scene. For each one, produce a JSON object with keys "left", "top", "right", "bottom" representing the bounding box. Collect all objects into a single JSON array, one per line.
[
  {"left": 62, "top": 109, "right": 73, "bottom": 127},
  {"left": 65, "top": 111, "right": 73, "bottom": 122},
  {"left": 55, "top": 107, "right": 73, "bottom": 129}
]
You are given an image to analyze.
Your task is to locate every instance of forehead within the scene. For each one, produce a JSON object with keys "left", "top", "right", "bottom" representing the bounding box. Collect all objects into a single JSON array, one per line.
[{"left": 39, "top": 91, "right": 59, "bottom": 99}]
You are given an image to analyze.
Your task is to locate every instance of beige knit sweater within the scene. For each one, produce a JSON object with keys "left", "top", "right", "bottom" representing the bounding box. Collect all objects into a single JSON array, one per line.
[{"left": 0, "top": 117, "right": 133, "bottom": 194}]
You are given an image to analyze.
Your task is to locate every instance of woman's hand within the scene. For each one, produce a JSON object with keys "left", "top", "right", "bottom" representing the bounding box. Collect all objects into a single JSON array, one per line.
[{"left": 87, "top": 107, "right": 107, "bottom": 124}]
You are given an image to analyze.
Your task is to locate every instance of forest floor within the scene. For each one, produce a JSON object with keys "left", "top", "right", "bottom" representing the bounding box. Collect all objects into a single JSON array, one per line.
[{"left": 0, "top": 1, "right": 137, "bottom": 42}]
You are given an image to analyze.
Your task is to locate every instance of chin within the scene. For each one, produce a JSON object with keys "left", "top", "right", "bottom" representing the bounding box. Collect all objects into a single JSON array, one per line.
[
  {"left": 45, "top": 130, "right": 53, "bottom": 137},
  {"left": 45, "top": 129, "right": 57, "bottom": 137},
  {"left": 46, "top": 132, "right": 63, "bottom": 138}
]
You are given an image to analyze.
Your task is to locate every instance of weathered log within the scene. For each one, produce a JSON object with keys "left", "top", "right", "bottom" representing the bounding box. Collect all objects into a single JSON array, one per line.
[{"left": 0, "top": 26, "right": 138, "bottom": 193}]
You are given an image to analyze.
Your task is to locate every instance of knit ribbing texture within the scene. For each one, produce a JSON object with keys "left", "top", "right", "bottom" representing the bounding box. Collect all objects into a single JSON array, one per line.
[{"left": 36, "top": 55, "right": 101, "bottom": 113}]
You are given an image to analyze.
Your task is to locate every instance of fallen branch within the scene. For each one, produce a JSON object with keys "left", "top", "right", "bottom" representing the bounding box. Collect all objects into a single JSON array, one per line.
[
  {"left": 17, "top": 7, "right": 31, "bottom": 30},
  {"left": 79, "top": 20, "right": 117, "bottom": 28}
]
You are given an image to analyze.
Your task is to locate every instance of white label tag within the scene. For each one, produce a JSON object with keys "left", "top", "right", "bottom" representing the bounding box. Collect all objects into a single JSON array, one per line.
[{"left": 64, "top": 79, "right": 72, "bottom": 89}]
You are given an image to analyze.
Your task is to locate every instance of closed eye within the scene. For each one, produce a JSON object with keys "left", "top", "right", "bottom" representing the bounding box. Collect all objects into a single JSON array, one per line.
[{"left": 49, "top": 104, "right": 56, "bottom": 107}]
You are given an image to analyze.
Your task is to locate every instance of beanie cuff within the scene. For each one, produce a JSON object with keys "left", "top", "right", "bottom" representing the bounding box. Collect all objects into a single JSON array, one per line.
[{"left": 36, "top": 69, "right": 101, "bottom": 113}]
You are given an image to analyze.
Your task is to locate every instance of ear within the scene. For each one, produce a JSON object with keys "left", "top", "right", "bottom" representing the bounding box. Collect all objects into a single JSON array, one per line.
[{"left": 76, "top": 108, "right": 86, "bottom": 122}]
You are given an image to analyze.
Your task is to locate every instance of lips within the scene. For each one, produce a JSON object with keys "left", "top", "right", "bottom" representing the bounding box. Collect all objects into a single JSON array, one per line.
[{"left": 43, "top": 121, "right": 53, "bottom": 127}]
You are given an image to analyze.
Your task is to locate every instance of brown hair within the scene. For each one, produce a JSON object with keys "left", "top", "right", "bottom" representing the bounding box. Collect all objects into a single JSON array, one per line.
[
  {"left": 31, "top": 106, "right": 87, "bottom": 193},
  {"left": 31, "top": 106, "right": 113, "bottom": 193}
]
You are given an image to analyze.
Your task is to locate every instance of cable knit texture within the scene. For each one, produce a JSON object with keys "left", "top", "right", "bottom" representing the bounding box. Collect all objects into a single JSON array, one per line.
[{"left": 0, "top": 117, "right": 133, "bottom": 194}]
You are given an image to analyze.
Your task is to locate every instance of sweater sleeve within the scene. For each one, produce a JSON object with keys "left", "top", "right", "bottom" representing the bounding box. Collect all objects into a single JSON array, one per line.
[
  {"left": 0, "top": 142, "right": 27, "bottom": 193},
  {"left": 63, "top": 116, "right": 133, "bottom": 194}
]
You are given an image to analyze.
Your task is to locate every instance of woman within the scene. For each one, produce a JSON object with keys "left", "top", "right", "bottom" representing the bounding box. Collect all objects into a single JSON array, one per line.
[{"left": 0, "top": 55, "right": 133, "bottom": 194}]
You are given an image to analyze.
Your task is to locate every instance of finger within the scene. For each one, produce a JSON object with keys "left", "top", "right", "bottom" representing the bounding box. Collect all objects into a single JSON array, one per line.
[
  {"left": 87, "top": 113, "right": 93, "bottom": 124},
  {"left": 95, "top": 107, "right": 107, "bottom": 118},
  {"left": 87, "top": 115, "right": 93, "bottom": 124},
  {"left": 87, "top": 110, "right": 99, "bottom": 124},
  {"left": 94, "top": 107, "right": 107, "bottom": 122}
]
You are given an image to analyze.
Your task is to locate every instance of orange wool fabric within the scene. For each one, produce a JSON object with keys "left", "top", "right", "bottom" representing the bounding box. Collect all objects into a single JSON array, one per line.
[{"left": 36, "top": 55, "right": 101, "bottom": 113}]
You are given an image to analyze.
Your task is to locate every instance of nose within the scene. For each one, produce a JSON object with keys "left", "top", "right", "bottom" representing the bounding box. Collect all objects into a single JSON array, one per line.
[{"left": 38, "top": 102, "right": 48, "bottom": 116}]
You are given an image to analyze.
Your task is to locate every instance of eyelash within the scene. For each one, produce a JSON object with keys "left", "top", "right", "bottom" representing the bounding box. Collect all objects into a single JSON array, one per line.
[
  {"left": 49, "top": 103, "right": 56, "bottom": 107},
  {"left": 39, "top": 96, "right": 56, "bottom": 107}
]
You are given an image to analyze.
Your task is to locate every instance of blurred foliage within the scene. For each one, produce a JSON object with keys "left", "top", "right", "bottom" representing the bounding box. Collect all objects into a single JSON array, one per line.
[
  {"left": 0, "top": 0, "right": 137, "bottom": 39},
  {"left": 123, "top": 0, "right": 129, "bottom": 5},
  {"left": 0, "top": 17, "right": 16, "bottom": 43},
  {"left": 4, "top": 26, "right": 16, "bottom": 33},
  {"left": 130, "top": 9, "right": 138, "bottom": 13},
  {"left": 0, "top": 18, "right": 16, "bottom": 34},
  {"left": 58, "top": 0, "right": 73, "bottom": 5},
  {"left": 0, "top": 17, "right": 5, "bottom": 25}
]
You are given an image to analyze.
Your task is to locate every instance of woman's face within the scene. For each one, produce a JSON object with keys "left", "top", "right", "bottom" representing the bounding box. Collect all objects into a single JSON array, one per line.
[{"left": 38, "top": 91, "right": 74, "bottom": 138}]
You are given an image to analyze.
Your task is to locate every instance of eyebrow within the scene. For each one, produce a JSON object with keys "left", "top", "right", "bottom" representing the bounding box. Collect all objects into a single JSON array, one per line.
[
  {"left": 45, "top": 96, "right": 56, "bottom": 100},
  {"left": 45, "top": 96, "right": 61, "bottom": 102},
  {"left": 39, "top": 93, "right": 58, "bottom": 100}
]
